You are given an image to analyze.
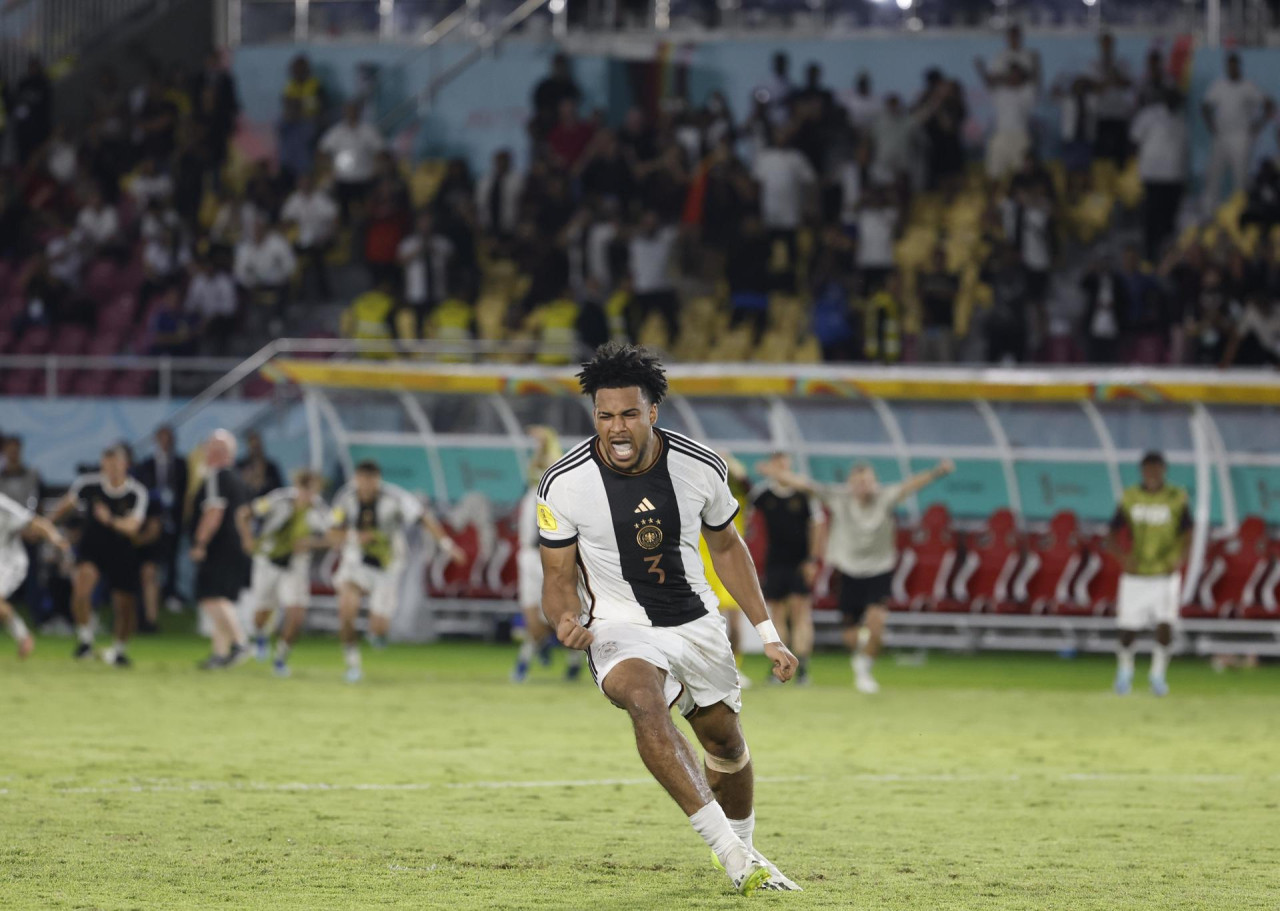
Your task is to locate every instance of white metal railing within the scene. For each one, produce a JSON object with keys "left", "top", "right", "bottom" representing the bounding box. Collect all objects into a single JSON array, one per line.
[
  {"left": 0, "top": 0, "right": 166, "bottom": 78},
  {"left": 0, "top": 353, "right": 241, "bottom": 399}
]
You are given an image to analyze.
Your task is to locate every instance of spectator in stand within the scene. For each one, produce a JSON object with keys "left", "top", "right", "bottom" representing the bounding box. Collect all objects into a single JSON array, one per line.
[
  {"left": 1006, "top": 175, "right": 1056, "bottom": 342},
  {"left": 140, "top": 192, "right": 183, "bottom": 247},
  {"left": 1117, "top": 242, "right": 1167, "bottom": 363},
  {"left": 209, "top": 189, "right": 264, "bottom": 250},
  {"left": 837, "top": 142, "right": 870, "bottom": 235},
  {"left": 281, "top": 173, "right": 339, "bottom": 303},
  {"left": 1136, "top": 48, "right": 1168, "bottom": 109},
  {"left": 277, "top": 97, "right": 318, "bottom": 190},
  {"left": 18, "top": 252, "right": 68, "bottom": 331},
  {"left": 752, "top": 136, "right": 815, "bottom": 276},
  {"left": 146, "top": 287, "right": 197, "bottom": 356},
  {"left": 704, "top": 91, "right": 736, "bottom": 151},
  {"left": 140, "top": 224, "right": 191, "bottom": 309},
  {"left": 809, "top": 228, "right": 856, "bottom": 362},
  {"left": 362, "top": 178, "right": 410, "bottom": 286},
  {"left": 171, "top": 129, "right": 209, "bottom": 229},
  {"left": 917, "top": 247, "right": 960, "bottom": 362},
  {"left": 1223, "top": 295, "right": 1280, "bottom": 366},
  {"left": 976, "top": 55, "right": 1039, "bottom": 183},
  {"left": 1201, "top": 53, "right": 1275, "bottom": 213},
  {"left": 1131, "top": 89, "right": 1189, "bottom": 262},
  {"left": 1081, "top": 251, "right": 1129, "bottom": 363},
  {"left": 989, "top": 23, "right": 1036, "bottom": 78},
  {"left": 1055, "top": 75, "right": 1096, "bottom": 176},
  {"left": 627, "top": 210, "right": 679, "bottom": 340},
  {"left": 1088, "top": 32, "right": 1134, "bottom": 165},
  {"left": 45, "top": 126, "right": 77, "bottom": 188},
  {"left": 475, "top": 149, "right": 524, "bottom": 241},
  {"left": 913, "top": 71, "right": 968, "bottom": 191},
  {"left": 863, "top": 271, "right": 903, "bottom": 363},
  {"left": 755, "top": 51, "right": 794, "bottom": 126},
  {"left": 128, "top": 157, "right": 175, "bottom": 210},
  {"left": 841, "top": 71, "right": 881, "bottom": 136},
  {"left": 45, "top": 220, "right": 84, "bottom": 292},
  {"left": 576, "top": 130, "right": 634, "bottom": 209},
  {"left": 13, "top": 57, "right": 52, "bottom": 164},
  {"left": 0, "top": 179, "right": 29, "bottom": 260},
  {"left": 982, "top": 242, "right": 1031, "bottom": 363},
  {"left": 725, "top": 212, "right": 772, "bottom": 340},
  {"left": 868, "top": 93, "right": 920, "bottom": 191},
  {"left": 1182, "top": 267, "right": 1232, "bottom": 365},
  {"left": 788, "top": 63, "right": 838, "bottom": 173},
  {"left": 233, "top": 219, "right": 296, "bottom": 332},
  {"left": 855, "top": 184, "right": 899, "bottom": 294},
  {"left": 75, "top": 186, "right": 122, "bottom": 261},
  {"left": 185, "top": 254, "right": 238, "bottom": 355},
  {"left": 133, "top": 68, "right": 180, "bottom": 163},
  {"left": 320, "top": 102, "right": 384, "bottom": 223},
  {"left": 617, "top": 105, "right": 658, "bottom": 165},
  {"left": 397, "top": 210, "right": 455, "bottom": 336},
  {"left": 634, "top": 142, "right": 689, "bottom": 223},
  {"left": 282, "top": 54, "right": 327, "bottom": 131},
  {"left": 547, "top": 99, "right": 596, "bottom": 169},
  {"left": 1241, "top": 150, "right": 1280, "bottom": 230},
  {"left": 191, "top": 50, "right": 240, "bottom": 186},
  {"left": 341, "top": 277, "right": 396, "bottom": 352},
  {"left": 237, "top": 431, "right": 284, "bottom": 500},
  {"left": 134, "top": 425, "right": 188, "bottom": 626},
  {"left": 531, "top": 53, "right": 582, "bottom": 142}
]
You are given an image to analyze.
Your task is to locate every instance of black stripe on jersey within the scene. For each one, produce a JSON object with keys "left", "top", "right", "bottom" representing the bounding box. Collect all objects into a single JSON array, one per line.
[
  {"left": 537, "top": 441, "right": 593, "bottom": 499},
  {"left": 539, "top": 533, "right": 578, "bottom": 549},
  {"left": 667, "top": 438, "right": 728, "bottom": 483},
  {"left": 576, "top": 551, "right": 597, "bottom": 627},
  {"left": 703, "top": 503, "right": 740, "bottom": 533},
  {"left": 664, "top": 431, "right": 728, "bottom": 479},
  {"left": 591, "top": 436, "right": 707, "bottom": 628}
]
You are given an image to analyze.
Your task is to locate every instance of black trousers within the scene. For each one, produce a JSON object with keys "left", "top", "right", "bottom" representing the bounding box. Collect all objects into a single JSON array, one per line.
[{"left": 1143, "top": 181, "right": 1184, "bottom": 262}]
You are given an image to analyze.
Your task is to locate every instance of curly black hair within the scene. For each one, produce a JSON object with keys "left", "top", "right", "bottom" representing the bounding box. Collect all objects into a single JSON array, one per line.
[{"left": 576, "top": 342, "right": 668, "bottom": 405}]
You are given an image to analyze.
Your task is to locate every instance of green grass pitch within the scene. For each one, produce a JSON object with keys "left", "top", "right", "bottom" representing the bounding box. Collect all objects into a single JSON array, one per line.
[{"left": 1, "top": 635, "right": 1277, "bottom": 910}]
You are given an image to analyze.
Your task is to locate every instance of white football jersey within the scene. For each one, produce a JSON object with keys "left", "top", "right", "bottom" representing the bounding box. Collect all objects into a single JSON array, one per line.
[
  {"left": 251, "top": 487, "right": 331, "bottom": 559},
  {"left": 329, "top": 482, "right": 424, "bottom": 567},
  {"left": 0, "top": 490, "right": 33, "bottom": 554},
  {"left": 536, "top": 428, "right": 740, "bottom": 628}
]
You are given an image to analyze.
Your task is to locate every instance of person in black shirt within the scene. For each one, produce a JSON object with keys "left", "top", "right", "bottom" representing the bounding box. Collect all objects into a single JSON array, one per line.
[
  {"left": 192, "top": 430, "right": 254, "bottom": 669},
  {"left": 51, "top": 444, "right": 149, "bottom": 665},
  {"left": 13, "top": 57, "right": 52, "bottom": 164},
  {"left": 237, "top": 431, "right": 284, "bottom": 500},
  {"left": 749, "top": 453, "right": 825, "bottom": 684},
  {"left": 135, "top": 425, "right": 189, "bottom": 627},
  {"left": 531, "top": 53, "right": 582, "bottom": 142}
]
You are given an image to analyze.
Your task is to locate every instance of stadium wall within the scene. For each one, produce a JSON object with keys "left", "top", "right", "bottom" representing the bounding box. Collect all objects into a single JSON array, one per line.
[{"left": 230, "top": 34, "right": 1279, "bottom": 178}]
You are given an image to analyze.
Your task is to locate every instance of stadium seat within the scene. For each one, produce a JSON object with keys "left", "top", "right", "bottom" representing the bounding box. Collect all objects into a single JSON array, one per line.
[
  {"left": 427, "top": 524, "right": 482, "bottom": 597},
  {"left": 1068, "top": 533, "right": 1126, "bottom": 617},
  {"left": 109, "top": 369, "right": 151, "bottom": 397},
  {"left": 15, "top": 325, "right": 51, "bottom": 354},
  {"left": 486, "top": 517, "right": 520, "bottom": 601},
  {"left": 942, "top": 508, "right": 1022, "bottom": 613},
  {"left": 51, "top": 325, "right": 90, "bottom": 355},
  {"left": 1008, "top": 510, "right": 1083, "bottom": 615},
  {"left": 1186, "top": 517, "right": 1272, "bottom": 619},
  {"left": 889, "top": 504, "right": 957, "bottom": 612},
  {"left": 1241, "top": 537, "right": 1280, "bottom": 620},
  {"left": 71, "top": 370, "right": 113, "bottom": 396}
]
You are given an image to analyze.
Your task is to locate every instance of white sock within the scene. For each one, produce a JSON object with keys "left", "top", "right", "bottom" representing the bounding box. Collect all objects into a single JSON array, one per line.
[
  {"left": 1116, "top": 645, "right": 1135, "bottom": 676},
  {"left": 1151, "top": 643, "right": 1170, "bottom": 680},
  {"left": 689, "top": 801, "right": 749, "bottom": 876},
  {"left": 852, "top": 653, "right": 872, "bottom": 677},
  {"left": 728, "top": 811, "right": 755, "bottom": 854},
  {"left": 343, "top": 644, "right": 362, "bottom": 671},
  {"left": 112, "top": 639, "right": 127, "bottom": 656},
  {"left": 518, "top": 638, "right": 536, "bottom": 663},
  {"left": 77, "top": 624, "right": 94, "bottom": 645},
  {"left": 275, "top": 641, "right": 292, "bottom": 662},
  {"left": 7, "top": 615, "right": 29, "bottom": 641}
]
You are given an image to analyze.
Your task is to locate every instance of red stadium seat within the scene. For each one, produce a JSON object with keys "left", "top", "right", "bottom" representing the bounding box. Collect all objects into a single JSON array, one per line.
[
  {"left": 71, "top": 370, "right": 113, "bottom": 396},
  {"left": 888, "top": 503, "right": 957, "bottom": 612},
  {"left": 1242, "top": 537, "right": 1280, "bottom": 620},
  {"left": 109, "top": 369, "right": 151, "bottom": 396},
  {"left": 15, "top": 325, "right": 51, "bottom": 354},
  {"left": 2, "top": 368, "right": 41, "bottom": 395},
  {"left": 427, "top": 524, "right": 481, "bottom": 597},
  {"left": 51, "top": 325, "right": 90, "bottom": 355},
  {"left": 1008, "top": 510, "right": 1084, "bottom": 615},
  {"left": 1187, "top": 517, "right": 1272, "bottom": 619},
  {"left": 942, "top": 508, "right": 1023, "bottom": 613},
  {"left": 486, "top": 517, "right": 520, "bottom": 600},
  {"left": 1068, "top": 532, "right": 1127, "bottom": 617}
]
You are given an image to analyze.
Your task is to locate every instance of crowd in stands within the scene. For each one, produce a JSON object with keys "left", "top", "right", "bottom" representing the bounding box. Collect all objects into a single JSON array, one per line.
[{"left": 2, "top": 29, "right": 1280, "bottom": 386}]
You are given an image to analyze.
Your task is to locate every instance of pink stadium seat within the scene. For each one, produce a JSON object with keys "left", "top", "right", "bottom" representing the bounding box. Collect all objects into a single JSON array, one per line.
[
  {"left": 109, "top": 369, "right": 150, "bottom": 397},
  {"left": 84, "top": 259, "right": 119, "bottom": 302},
  {"left": 98, "top": 294, "right": 139, "bottom": 331},
  {"left": 941, "top": 508, "right": 1023, "bottom": 613},
  {"left": 51, "top": 325, "right": 90, "bottom": 355},
  {"left": 3, "top": 369, "right": 42, "bottom": 395},
  {"left": 71, "top": 370, "right": 113, "bottom": 396},
  {"left": 1186, "top": 517, "right": 1272, "bottom": 619},
  {"left": 1006, "top": 510, "right": 1083, "bottom": 615},
  {"left": 0, "top": 330, "right": 14, "bottom": 353},
  {"left": 15, "top": 325, "right": 51, "bottom": 354},
  {"left": 0, "top": 294, "right": 22, "bottom": 324},
  {"left": 55, "top": 369, "right": 81, "bottom": 396},
  {"left": 888, "top": 504, "right": 957, "bottom": 612}
]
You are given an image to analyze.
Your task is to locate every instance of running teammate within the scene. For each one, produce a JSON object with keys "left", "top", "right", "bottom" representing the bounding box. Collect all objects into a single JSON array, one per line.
[
  {"left": 0, "top": 490, "right": 69, "bottom": 657},
  {"left": 750, "top": 452, "right": 825, "bottom": 684},
  {"left": 1107, "top": 451, "right": 1190, "bottom": 697},
  {"left": 247, "top": 469, "right": 329, "bottom": 677},
  {"left": 698, "top": 454, "right": 752, "bottom": 684},
  {"left": 539, "top": 343, "right": 801, "bottom": 894},
  {"left": 761, "top": 458, "right": 954, "bottom": 693},
  {"left": 191, "top": 430, "right": 254, "bottom": 670},
  {"left": 328, "top": 460, "right": 464, "bottom": 683},
  {"left": 50, "top": 444, "right": 149, "bottom": 665},
  {"left": 512, "top": 426, "right": 583, "bottom": 683}
]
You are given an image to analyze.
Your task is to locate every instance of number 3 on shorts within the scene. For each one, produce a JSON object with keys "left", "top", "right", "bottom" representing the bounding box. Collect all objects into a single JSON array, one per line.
[{"left": 644, "top": 554, "right": 665, "bottom": 584}]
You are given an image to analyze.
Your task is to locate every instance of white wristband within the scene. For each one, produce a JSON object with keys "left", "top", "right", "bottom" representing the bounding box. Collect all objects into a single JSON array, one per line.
[{"left": 755, "top": 620, "right": 781, "bottom": 645}]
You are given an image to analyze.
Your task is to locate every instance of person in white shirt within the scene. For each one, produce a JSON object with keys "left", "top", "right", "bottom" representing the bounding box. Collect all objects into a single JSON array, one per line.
[
  {"left": 868, "top": 94, "right": 920, "bottom": 188},
  {"left": 281, "top": 173, "right": 339, "bottom": 302},
  {"left": 1223, "top": 296, "right": 1280, "bottom": 366},
  {"left": 234, "top": 220, "right": 297, "bottom": 324},
  {"left": 46, "top": 223, "right": 84, "bottom": 290},
  {"left": 987, "top": 23, "right": 1036, "bottom": 80},
  {"left": 751, "top": 138, "right": 815, "bottom": 271},
  {"left": 840, "top": 71, "right": 881, "bottom": 135},
  {"left": 976, "top": 55, "right": 1040, "bottom": 181},
  {"left": 753, "top": 51, "right": 793, "bottom": 126},
  {"left": 1131, "top": 89, "right": 1189, "bottom": 261},
  {"left": 1089, "top": 32, "right": 1134, "bottom": 164},
  {"left": 75, "top": 187, "right": 121, "bottom": 259},
  {"left": 628, "top": 210, "right": 680, "bottom": 340},
  {"left": 475, "top": 148, "right": 524, "bottom": 239},
  {"left": 127, "top": 157, "right": 174, "bottom": 210},
  {"left": 855, "top": 184, "right": 899, "bottom": 292},
  {"left": 184, "top": 255, "right": 239, "bottom": 354},
  {"left": 396, "top": 210, "right": 455, "bottom": 331},
  {"left": 1201, "top": 53, "right": 1275, "bottom": 212},
  {"left": 140, "top": 224, "right": 191, "bottom": 308},
  {"left": 319, "top": 102, "right": 385, "bottom": 222}
]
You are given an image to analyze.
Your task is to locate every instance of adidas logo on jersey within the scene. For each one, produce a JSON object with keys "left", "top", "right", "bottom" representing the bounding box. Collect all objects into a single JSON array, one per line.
[{"left": 633, "top": 498, "right": 657, "bottom": 514}]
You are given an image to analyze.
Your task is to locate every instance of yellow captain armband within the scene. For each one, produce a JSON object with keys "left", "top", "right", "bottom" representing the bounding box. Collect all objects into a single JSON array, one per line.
[{"left": 536, "top": 503, "right": 558, "bottom": 532}]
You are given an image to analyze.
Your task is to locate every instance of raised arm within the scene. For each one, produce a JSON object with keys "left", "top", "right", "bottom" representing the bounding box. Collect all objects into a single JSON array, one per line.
[
  {"left": 891, "top": 459, "right": 955, "bottom": 504},
  {"left": 541, "top": 539, "right": 592, "bottom": 649},
  {"left": 704, "top": 523, "right": 798, "bottom": 682}
]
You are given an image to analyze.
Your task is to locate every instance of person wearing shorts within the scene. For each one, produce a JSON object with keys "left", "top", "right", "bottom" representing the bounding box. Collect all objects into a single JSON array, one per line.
[{"left": 0, "top": 491, "right": 69, "bottom": 658}]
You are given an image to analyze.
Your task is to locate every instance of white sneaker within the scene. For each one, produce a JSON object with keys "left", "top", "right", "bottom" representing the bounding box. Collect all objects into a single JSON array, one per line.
[
  {"left": 730, "top": 859, "right": 770, "bottom": 895},
  {"left": 855, "top": 673, "right": 880, "bottom": 694},
  {"left": 752, "top": 849, "right": 802, "bottom": 891}
]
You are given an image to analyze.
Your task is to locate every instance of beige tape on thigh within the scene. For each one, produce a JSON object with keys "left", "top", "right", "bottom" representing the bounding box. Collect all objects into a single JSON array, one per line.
[{"left": 704, "top": 745, "right": 750, "bottom": 774}]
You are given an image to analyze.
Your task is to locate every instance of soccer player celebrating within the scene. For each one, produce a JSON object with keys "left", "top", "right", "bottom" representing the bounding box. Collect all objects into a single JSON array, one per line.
[
  {"left": 760, "top": 458, "right": 954, "bottom": 693},
  {"left": 1107, "top": 451, "right": 1190, "bottom": 697},
  {"left": 191, "top": 430, "right": 255, "bottom": 670},
  {"left": 538, "top": 343, "right": 801, "bottom": 895},
  {"left": 328, "top": 460, "right": 464, "bottom": 683},
  {"left": 750, "top": 452, "right": 825, "bottom": 684},
  {"left": 512, "top": 426, "right": 583, "bottom": 683},
  {"left": 698, "top": 454, "right": 753, "bottom": 684},
  {"left": 246, "top": 469, "right": 330, "bottom": 677},
  {"left": 0, "top": 490, "right": 69, "bottom": 657},
  {"left": 50, "top": 444, "right": 150, "bottom": 665}
]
